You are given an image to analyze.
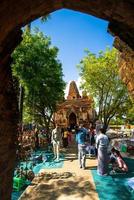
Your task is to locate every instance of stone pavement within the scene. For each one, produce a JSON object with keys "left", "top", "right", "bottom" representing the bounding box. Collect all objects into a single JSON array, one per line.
[{"left": 19, "top": 141, "right": 98, "bottom": 200}]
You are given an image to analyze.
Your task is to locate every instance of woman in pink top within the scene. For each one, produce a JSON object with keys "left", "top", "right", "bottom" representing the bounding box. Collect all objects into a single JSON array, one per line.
[
  {"left": 116, "top": 151, "right": 128, "bottom": 172},
  {"left": 111, "top": 148, "right": 128, "bottom": 172}
]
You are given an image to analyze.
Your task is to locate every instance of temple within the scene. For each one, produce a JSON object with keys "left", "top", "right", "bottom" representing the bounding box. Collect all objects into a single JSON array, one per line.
[{"left": 54, "top": 81, "right": 96, "bottom": 129}]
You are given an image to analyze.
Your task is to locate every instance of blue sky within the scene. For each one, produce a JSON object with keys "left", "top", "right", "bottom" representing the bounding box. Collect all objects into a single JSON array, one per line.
[{"left": 32, "top": 9, "right": 114, "bottom": 83}]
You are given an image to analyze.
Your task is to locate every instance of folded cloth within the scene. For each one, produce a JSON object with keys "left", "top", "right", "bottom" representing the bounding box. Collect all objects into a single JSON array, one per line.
[{"left": 127, "top": 177, "right": 134, "bottom": 190}]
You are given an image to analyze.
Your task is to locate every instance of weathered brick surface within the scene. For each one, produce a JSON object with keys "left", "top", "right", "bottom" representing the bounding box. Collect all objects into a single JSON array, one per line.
[
  {"left": 0, "top": 1, "right": 133, "bottom": 97},
  {"left": 55, "top": 81, "right": 95, "bottom": 128},
  {"left": 114, "top": 37, "right": 134, "bottom": 99},
  {"left": 0, "top": 61, "right": 19, "bottom": 200},
  {"left": 0, "top": 1, "right": 134, "bottom": 199}
]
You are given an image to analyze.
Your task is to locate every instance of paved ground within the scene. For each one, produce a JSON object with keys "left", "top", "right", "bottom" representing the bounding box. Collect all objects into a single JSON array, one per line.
[{"left": 19, "top": 141, "right": 98, "bottom": 200}]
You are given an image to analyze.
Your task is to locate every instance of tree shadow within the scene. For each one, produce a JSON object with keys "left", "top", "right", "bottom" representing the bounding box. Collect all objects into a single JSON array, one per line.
[{"left": 20, "top": 171, "right": 97, "bottom": 200}]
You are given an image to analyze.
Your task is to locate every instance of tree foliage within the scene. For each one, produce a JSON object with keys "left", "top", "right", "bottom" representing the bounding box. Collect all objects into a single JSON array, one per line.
[
  {"left": 12, "top": 30, "right": 65, "bottom": 130},
  {"left": 77, "top": 48, "right": 133, "bottom": 130},
  {"left": 125, "top": 105, "right": 134, "bottom": 124}
]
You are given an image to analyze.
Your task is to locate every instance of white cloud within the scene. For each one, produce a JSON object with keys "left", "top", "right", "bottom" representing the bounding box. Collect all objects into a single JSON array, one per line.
[
  {"left": 76, "top": 77, "right": 83, "bottom": 95},
  {"left": 64, "top": 81, "right": 70, "bottom": 98}
]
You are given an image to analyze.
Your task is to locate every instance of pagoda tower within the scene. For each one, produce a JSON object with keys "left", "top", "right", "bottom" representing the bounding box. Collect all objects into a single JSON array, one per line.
[
  {"left": 67, "top": 81, "right": 81, "bottom": 100},
  {"left": 54, "top": 81, "right": 96, "bottom": 129}
]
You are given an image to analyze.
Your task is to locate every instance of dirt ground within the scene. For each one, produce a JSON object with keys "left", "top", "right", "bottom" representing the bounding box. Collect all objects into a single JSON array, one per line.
[{"left": 19, "top": 141, "right": 98, "bottom": 200}]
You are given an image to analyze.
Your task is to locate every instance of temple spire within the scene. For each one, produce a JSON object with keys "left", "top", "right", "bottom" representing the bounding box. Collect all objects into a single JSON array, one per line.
[{"left": 67, "top": 81, "right": 81, "bottom": 100}]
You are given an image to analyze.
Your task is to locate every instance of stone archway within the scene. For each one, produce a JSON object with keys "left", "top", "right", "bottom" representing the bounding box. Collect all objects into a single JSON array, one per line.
[
  {"left": 69, "top": 112, "right": 77, "bottom": 130},
  {"left": 0, "top": 1, "right": 134, "bottom": 199},
  {"left": 0, "top": 1, "right": 134, "bottom": 97}
]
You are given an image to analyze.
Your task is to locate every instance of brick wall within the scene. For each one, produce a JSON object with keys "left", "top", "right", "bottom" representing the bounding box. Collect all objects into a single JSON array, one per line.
[{"left": 0, "top": 58, "right": 19, "bottom": 200}]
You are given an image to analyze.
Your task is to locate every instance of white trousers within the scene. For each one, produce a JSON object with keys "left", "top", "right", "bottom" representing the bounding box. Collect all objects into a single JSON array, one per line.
[{"left": 53, "top": 141, "right": 60, "bottom": 160}]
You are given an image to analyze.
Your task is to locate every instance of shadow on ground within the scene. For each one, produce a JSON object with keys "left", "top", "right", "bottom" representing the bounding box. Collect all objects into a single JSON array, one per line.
[{"left": 20, "top": 171, "right": 96, "bottom": 200}]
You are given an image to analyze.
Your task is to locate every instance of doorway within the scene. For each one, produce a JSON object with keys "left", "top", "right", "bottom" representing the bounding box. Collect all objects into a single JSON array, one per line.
[{"left": 69, "top": 112, "right": 77, "bottom": 130}]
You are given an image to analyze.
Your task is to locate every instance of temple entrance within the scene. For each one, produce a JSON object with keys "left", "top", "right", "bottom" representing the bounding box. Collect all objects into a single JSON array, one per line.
[{"left": 69, "top": 112, "right": 77, "bottom": 130}]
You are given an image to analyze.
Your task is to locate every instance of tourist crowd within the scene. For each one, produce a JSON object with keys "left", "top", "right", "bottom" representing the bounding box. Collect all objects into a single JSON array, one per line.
[
  {"left": 16, "top": 123, "right": 130, "bottom": 177},
  {"left": 51, "top": 123, "right": 129, "bottom": 176}
]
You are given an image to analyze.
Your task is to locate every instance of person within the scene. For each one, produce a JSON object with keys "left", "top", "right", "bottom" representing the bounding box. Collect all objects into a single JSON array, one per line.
[
  {"left": 62, "top": 128, "right": 69, "bottom": 148},
  {"left": 110, "top": 148, "right": 128, "bottom": 173},
  {"left": 51, "top": 125, "right": 61, "bottom": 161},
  {"left": 76, "top": 124, "right": 87, "bottom": 169},
  {"left": 67, "top": 128, "right": 72, "bottom": 145},
  {"left": 89, "top": 126, "right": 97, "bottom": 156},
  {"left": 96, "top": 128, "right": 109, "bottom": 176},
  {"left": 89, "top": 126, "right": 95, "bottom": 145},
  {"left": 95, "top": 120, "right": 102, "bottom": 135}
]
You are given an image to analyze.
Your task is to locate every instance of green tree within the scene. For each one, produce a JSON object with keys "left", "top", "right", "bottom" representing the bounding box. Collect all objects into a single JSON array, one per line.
[
  {"left": 78, "top": 48, "right": 132, "bottom": 131},
  {"left": 17, "top": 14, "right": 50, "bottom": 124},
  {"left": 125, "top": 105, "right": 134, "bottom": 124},
  {"left": 25, "top": 14, "right": 50, "bottom": 32},
  {"left": 12, "top": 30, "right": 65, "bottom": 131}
]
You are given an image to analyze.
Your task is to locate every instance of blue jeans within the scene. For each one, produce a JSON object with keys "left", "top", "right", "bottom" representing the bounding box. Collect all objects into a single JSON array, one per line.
[{"left": 78, "top": 144, "right": 86, "bottom": 168}]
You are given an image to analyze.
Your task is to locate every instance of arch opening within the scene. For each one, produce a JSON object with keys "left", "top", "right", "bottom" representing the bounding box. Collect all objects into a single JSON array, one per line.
[{"left": 68, "top": 112, "right": 77, "bottom": 130}]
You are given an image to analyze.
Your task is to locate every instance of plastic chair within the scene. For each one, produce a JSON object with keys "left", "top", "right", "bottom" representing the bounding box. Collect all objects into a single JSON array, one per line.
[
  {"left": 13, "top": 177, "right": 26, "bottom": 191},
  {"left": 120, "top": 144, "right": 127, "bottom": 152}
]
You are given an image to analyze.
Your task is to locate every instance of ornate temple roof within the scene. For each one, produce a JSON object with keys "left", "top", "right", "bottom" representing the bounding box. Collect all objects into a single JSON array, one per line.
[
  {"left": 56, "top": 81, "right": 93, "bottom": 110},
  {"left": 67, "top": 81, "right": 81, "bottom": 100},
  {"left": 56, "top": 98, "right": 93, "bottom": 110}
]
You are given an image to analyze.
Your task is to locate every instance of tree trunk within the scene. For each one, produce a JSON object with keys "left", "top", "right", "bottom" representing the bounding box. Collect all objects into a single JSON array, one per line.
[
  {"left": 103, "top": 121, "right": 109, "bottom": 133},
  {"left": 18, "top": 83, "right": 24, "bottom": 124}
]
